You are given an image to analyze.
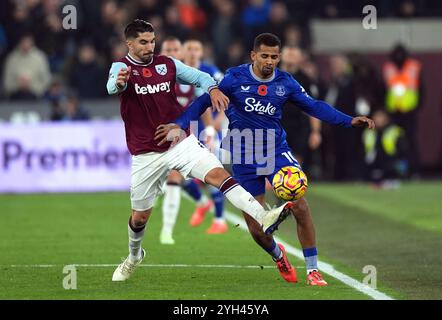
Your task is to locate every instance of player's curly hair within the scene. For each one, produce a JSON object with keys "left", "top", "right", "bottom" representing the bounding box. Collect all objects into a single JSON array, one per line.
[
  {"left": 124, "top": 19, "right": 154, "bottom": 39},
  {"left": 254, "top": 33, "right": 282, "bottom": 51}
]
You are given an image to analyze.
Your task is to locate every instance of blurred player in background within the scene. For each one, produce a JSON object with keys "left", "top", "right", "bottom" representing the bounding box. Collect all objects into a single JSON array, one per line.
[
  {"left": 107, "top": 21, "right": 293, "bottom": 282},
  {"left": 159, "top": 37, "right": 227, "bottom": 246},
  {"left": 182, "top": 39, "right": 228, "bottom": 234},
  {"left": 158, "top": 36, "right": 191, "bottom": 245},
  {"left": 156, "top": 33, "right": 375, "bottom": 286}
]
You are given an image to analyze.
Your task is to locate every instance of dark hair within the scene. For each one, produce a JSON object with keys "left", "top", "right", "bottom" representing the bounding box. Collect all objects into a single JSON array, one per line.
[
  {"left": 184, "top": 37, "right": 204, "bottom": 44},
  {"left": 124, "top": 19, "right": 154, "bottom": 39},
  {"left": 163, "top": 36, "right": 181, "bottom": 43},
  {"left": 253, "top": 33, "right": 281, "bottom": 51}
]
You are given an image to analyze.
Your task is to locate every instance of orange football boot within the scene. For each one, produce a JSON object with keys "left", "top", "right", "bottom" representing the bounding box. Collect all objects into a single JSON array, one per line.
[
  {"left": 206, "top": 220, "right": 228, "bottom": 234},
  {"left": 307, "top": 270, "right": 328, "bottom": 286},
  {"left": 189, "top": 200, "right": 213, "bottom": 227},
  {"left": 275, "top": 244, "right": 297, "bottom": 283}
]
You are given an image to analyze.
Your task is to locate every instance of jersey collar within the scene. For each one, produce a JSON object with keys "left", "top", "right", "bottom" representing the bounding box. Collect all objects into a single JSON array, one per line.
[
  {"left": 249, "top": 64, "right": 276, "bottom": 83},
  {"left": 126, "top": 53, "right": 154, "bottom": 66}
]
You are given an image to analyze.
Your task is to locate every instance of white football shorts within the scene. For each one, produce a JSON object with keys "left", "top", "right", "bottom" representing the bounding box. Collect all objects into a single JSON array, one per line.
[{"left": 130, "top": 134, "right": 223, "bottom": 211}]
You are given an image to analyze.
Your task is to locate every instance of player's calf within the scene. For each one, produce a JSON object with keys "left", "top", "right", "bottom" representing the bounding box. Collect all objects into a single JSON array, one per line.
[
  {"left": 242, "top": 211, "right": 274, "bottom": 249},
  {"left": 204, "top": 169, "right": 267, "bottom": 223},
  {"left": 128, "top": 210, "right": 150, "bottom": 261},
  {"left": 290, "top": 197, "right": 309, "bottom": 220},
  {"left": 204, "top": 169, "right": 292, "bottom": 234}
]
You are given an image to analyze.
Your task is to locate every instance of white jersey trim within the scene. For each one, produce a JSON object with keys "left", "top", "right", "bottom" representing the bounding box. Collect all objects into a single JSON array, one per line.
[
  {"left": 249, "top": 64, "right": 275, "bottom": 83},
  {"left": 126, "top": 53, "right": 153, "bottom": 66}
]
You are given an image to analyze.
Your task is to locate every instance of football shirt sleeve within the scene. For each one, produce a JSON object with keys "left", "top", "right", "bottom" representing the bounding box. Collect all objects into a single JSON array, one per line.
[
  {"left": 211, "top": 65, "right": 224, "bottom": 83},
  {"left": 175, "top": 71, "right": 234, "bottom": 129},
  {"left": 173, "top": 58, "right": 218, "bottom": 93},
  {"left": 175, "top": 93, "right": 212, "bottom": 130},
  {"left": 216, "top": 70, "right": 234, "bottom": 97},
  {"left": 287, "top": 75, "right": 353, "bottom": 128},
  {"left": 194, "top": 68, "right": 227, "bottom": 98},
  {"left": 106, "top": 62, "right": 128, "bottom": 95}
]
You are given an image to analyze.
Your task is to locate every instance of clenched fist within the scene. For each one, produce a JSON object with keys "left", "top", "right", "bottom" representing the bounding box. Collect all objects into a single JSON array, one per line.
[{"left": 116, "top": 66, "right": 131, "bottom": 89}]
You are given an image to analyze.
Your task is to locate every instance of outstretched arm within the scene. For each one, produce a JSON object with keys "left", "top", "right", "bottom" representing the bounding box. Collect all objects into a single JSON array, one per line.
[
  {"left": 173, "top": 58, "right": 229, "bottom": 112},
  {"left": 155, "top": 71, "right": 235, "bottom": 145},
  {"left": 154, "top": 93, "right": 212, "bottom": 146},
  {"left": 177, "top": 93, "right": 212, "bottom": 130},
  {"left": 289, "top": 77, "right": 374, "bottom": 129}
]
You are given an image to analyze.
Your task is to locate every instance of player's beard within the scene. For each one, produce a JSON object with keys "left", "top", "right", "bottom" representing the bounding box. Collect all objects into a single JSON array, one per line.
[
  {"left": 139, "top": 51, "right": 154, "bottom": 63},
  {"left": 262, "top": 66, "right": 274, "bottom": 77}
]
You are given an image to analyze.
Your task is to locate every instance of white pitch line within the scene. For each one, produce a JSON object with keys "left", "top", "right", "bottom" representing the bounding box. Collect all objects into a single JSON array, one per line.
[
  {"left": 5, "top": 196, "right": 393, "bottom": 300},
  {"left": 3, "top": 263, "right": 305, "bottom": 269},
  {"left": 224, "top": 210, "right": 394, "bottom": 300}
]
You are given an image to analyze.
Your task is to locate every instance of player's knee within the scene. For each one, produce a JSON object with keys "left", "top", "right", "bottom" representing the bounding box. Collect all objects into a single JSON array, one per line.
[
  {"left": 167, "top": 170, "right": 183, "bottom": 184},
  {"left": 131, "top": 210, "right": 150, "bottom": 227}
]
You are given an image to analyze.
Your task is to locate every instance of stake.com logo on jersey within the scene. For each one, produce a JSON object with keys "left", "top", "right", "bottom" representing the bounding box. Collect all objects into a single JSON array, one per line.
[
  {"left": 135, "top": 81, "right": 171, "bottom": 94},
  {"left": 244, "top": 97, "right": 276, "bottom": 116}
]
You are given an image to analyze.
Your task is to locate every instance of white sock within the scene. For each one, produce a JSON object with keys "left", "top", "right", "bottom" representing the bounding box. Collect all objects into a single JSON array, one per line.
[
  {"left": 224, "top": 185, "right": 265, "bottom": 224},
  {"left": 128, "top": 221, "right": 145, "bottom": 261},
  {"left": 161, "top": 184, "right": 181, "bottom": 235}
]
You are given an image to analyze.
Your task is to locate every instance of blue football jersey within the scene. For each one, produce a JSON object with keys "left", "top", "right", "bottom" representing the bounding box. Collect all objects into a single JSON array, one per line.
[
  {"left": 177, "top": 63, "right": 353, "bottom": 163},
  {"left": 218, "top": 64, "right": 314, "bottom": 159},
  {"left": 175, "top": 63, "right": 354, "bottom": 196}
]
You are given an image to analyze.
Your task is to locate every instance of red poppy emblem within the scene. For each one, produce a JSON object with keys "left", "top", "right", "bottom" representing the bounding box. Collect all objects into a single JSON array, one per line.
[
  {"left": 258, "top": 85, "right": 267, "bottom": 96},
  {"left": 142, "top": 68, "right": 152, "bottom": 77}
]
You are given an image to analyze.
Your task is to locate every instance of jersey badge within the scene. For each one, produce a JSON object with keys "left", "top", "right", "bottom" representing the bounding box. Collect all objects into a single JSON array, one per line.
[
  {"left": 275, "top": 85, "right": 285, "bottom": 97},
  {"left": 155, "top": 64, "right": 167, "bottom": 76}
]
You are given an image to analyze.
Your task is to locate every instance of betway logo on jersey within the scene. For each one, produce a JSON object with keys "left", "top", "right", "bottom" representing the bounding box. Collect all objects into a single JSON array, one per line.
[
  {"left": 244, "top": 97, "right": 276, "bottom": 115},
  {"left": 135, "top": 81, "right": 171, "bottom": 94}
]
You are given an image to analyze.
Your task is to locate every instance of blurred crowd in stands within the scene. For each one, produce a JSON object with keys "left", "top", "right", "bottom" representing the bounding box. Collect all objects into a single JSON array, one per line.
[
  {"left": 0, "top": 0, "right": 440, "bottom": 101},
  {"left": 0, "top": 0, "right": 436, "bottom": 182}
]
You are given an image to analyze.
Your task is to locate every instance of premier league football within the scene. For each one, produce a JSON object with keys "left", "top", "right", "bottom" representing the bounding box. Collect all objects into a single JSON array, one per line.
[{"left": 0, "top": 0, "right": 441, "bottom": 312}]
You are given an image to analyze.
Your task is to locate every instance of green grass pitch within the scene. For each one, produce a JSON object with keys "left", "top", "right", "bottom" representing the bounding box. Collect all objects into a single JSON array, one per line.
[{"left": 1, "top": 182, "right": 441, "bottom": 300}]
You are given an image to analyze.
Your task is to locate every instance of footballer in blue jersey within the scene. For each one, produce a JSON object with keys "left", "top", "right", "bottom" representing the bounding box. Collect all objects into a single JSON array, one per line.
[{"left": 156, "top": 33, "right": 374, "bottom": 285}]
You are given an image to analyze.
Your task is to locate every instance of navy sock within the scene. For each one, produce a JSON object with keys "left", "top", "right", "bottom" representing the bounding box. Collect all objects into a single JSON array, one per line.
[
  {"left": 183, "top": 179, "right": 202, "bottom": 202},
  {"left": 265, "top": 240, "right": 282, "bottom": 260},
  {"left": 209, "top": 187, "right": 224, "bottom": 219}
]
